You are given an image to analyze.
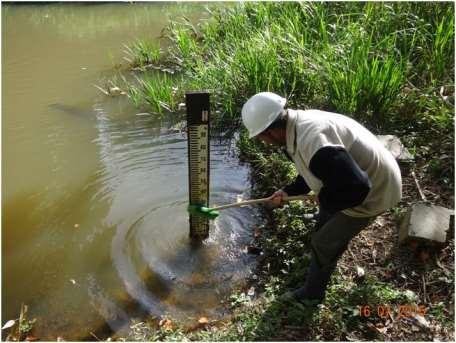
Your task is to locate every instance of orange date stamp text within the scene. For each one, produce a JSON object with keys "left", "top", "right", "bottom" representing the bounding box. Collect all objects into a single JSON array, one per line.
[{"left": 358, "top": 305, "right": 427, "bottom": 319}]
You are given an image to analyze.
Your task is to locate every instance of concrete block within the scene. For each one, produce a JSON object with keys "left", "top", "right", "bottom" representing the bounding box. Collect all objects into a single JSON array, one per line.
[
  {"left": 377, "top": 135, "right": 414, "bottom": 174},
  {"left": 399, "top": 202, "right": 454, "bottom": 244}
]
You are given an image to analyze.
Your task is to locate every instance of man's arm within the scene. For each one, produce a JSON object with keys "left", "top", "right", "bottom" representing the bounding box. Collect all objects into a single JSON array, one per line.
[
  {"left": 283, "top": 175, "right": 311, "bottom": 196},
  {"left": 269, "top": 175, "right": 310, "bottom": 207},
  {"left": 309, "top": 146, "right": 371, "bottom": 213}
]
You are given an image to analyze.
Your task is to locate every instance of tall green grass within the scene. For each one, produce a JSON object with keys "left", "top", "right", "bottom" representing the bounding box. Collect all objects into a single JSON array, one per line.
[
  {"left": 123, "top": 72, "right": 181, "bottom": 115},
  {"left": 123, "top": 39, "right": 161, "bottom": 68},
  {"left": 123, "top": 2, "right": 454, "bottom": 134}
]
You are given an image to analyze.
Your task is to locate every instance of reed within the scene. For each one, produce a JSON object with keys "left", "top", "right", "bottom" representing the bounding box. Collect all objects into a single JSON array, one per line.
[
  {"left": 125, "top": 2, "right": 454, "bottom": 132},
  {"left": 124, "top": 72, "right": 180, "bottom": 116},
  {"left": 123, "top": 39, "right": 161, "bottom": 68}
]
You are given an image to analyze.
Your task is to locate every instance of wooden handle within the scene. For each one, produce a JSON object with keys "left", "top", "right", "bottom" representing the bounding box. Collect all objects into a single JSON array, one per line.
[
  {"left": 411, "top": 171, "right": 427, "bottom": 202},
  {"left": 209, "top": 195, "right": 309, "bottom": 211}
]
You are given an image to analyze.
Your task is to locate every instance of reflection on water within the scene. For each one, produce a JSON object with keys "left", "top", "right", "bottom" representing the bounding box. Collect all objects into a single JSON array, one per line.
[{"left": 2, "top": 3, "right": 260, "bottom": 340}]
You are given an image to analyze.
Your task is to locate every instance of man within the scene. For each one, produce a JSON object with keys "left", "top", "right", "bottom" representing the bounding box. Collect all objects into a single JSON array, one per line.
[{"left": 241, "top": 92, "right": 402, "bottom": 303}]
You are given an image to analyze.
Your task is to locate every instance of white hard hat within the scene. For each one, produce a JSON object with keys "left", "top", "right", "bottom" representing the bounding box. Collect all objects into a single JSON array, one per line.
[{"left": 241, "top": 92, "right": 286, "bottom": 138}]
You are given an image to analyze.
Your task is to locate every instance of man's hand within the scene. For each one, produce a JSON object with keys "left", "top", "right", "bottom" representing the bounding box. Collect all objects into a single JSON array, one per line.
[{"left": 269, "top": 189, "right": 288, "bottom": 207}]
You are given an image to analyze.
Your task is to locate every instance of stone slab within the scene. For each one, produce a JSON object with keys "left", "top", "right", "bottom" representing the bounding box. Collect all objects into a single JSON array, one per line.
[
  {"left": 399, "top": 202, "right": 454, "bottom": 243},
  {"left": 377, "top": 135, "right": 414, "bottom": 161}
]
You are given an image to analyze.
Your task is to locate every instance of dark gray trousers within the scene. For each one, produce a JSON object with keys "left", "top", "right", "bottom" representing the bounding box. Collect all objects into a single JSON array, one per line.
[{"left": 301, "top": 209, "right": 373, "bottom": 301}]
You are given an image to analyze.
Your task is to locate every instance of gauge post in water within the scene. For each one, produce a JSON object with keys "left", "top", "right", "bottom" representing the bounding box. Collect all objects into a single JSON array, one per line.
[{"left": 186, "top": 91, "right": 211, "bottom": 239}]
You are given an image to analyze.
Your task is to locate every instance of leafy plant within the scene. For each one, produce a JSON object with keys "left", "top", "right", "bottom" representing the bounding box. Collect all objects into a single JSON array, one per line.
[{"left": 124, "top": 39, "right": 161, "bottom": 68}]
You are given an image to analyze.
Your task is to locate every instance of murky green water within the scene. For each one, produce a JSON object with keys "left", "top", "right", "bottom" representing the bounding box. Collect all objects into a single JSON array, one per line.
[{"left": 2, "top": 3, "right": 259, "bottom": 340}]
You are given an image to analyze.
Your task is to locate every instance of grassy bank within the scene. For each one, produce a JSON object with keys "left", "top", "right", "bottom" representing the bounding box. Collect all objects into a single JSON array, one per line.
[{"left": 115, "top": 2, "right": 454, "bottom": 341}]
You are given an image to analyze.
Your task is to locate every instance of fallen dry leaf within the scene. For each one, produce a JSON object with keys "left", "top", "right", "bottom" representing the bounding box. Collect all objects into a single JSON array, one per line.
[
  {"left": 374, "top": 217, "right": 386, "bottom": 227},
  {"left": 198, "top": 317, "right": 209, "bottom": 325},
  {"left": 376, "top": 326, "right": 388, "bottom": 334},
  {"left": 413, "top": 314, "right": 430, "bottom": 330},
  {"left": 159, "top": 318, "right": 174, "bottom": 331},
  {"left": 356, "top": 266, "right": 365, "bottom": 278},
  {"left": 1, "top": 320, "right": 16, "bottom": 330},
  {"left": 411, "top": 324, "right": 420, "bottom": 332}
]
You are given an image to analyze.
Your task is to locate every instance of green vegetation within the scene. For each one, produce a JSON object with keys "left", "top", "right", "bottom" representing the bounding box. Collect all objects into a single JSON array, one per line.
[
  {"left": 121, "top": 2, "right": 453, "bottom": 133},
  {"left": 131, "top": 72, "right": 180, "bottom": 113},
  {"left": 123, "top": 39, "right": 161, "bottom": 68},
  {"left": 116, "top": 2, "right": 454, "bottom": 341},
  {"left": 3, "top": 304, "right": 37, "bottom": 341}
]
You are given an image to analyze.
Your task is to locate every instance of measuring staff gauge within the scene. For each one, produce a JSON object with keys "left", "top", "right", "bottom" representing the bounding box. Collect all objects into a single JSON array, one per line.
[{"left": 186, "top": 91, "right": 211, "bottom": 239}]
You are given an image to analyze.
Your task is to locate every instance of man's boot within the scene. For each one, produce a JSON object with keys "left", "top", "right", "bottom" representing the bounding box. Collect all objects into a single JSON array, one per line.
[{"left": 281, "top": 257, "right": 336, "bottom": 304}]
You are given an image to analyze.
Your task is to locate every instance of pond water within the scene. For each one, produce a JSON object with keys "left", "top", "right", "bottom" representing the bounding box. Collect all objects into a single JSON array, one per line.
[{"left": 2, "top": 3, "right": 260, "bottom": 340}]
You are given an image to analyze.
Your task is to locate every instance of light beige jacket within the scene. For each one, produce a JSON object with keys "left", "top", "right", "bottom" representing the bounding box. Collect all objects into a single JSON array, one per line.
[{"left": 285, "top": 109, "right": 402, "bottom": 217}]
